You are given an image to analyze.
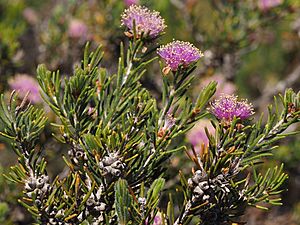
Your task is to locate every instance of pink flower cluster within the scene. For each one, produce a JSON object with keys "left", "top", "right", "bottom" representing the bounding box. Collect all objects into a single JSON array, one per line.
[
  {"left": 157, "top": 40, "right": 203, "bottom": 71},
  {"left": 121, "top": 5, "right": 166, "bottom": 38},
  {"left": 210, "top": 94, "right": 254, "bottom": 121}
]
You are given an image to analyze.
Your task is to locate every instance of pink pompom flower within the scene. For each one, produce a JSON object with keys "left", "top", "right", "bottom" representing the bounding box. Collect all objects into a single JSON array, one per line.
[
  {"left": 121, "top": 5, "right": 166, "bottom": 39},
  {"left": 157, "top": 40, "right": 203, "bottom": 71},
  {"left": 210, "top": 94, "right": 254, "bottom": 121}
]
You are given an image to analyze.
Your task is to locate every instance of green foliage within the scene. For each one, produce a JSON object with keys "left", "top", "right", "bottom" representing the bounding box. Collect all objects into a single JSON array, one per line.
[
  {"left": 114, "top": 179, "right": 132, "bottom": 225},
  {"left": 114, "top": 178, "right": 166, "bottom": 225},
  {"left": 0, "top": 0, "right": 26, "bottom": 72},
  {"left": 0, "top": 92, "right": 47, "bottom": 156},
  {"left": 0, "top": 202, "right": 9, "bottom": 222},
  {"left": 0, "top": 4, "right": 299, "bottom": 225},
  {"left": 173, "top": 89, "right": 299, "bottom": 224},
  {"left": 0, "top": 25, "right": 217, "bottom": 222}
]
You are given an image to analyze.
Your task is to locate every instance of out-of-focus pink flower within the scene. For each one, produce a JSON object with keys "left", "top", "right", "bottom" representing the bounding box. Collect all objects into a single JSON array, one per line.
[
  {"left": 258, "top": 0, "right": 283, "bottom": 11},
  {"left": 8, "top": 74, "right": 42, "bottom": 104},
  {"left": 68, "top": 19, "right": 88, "bottom": 40},
  {"left": 157, "top": 40, "right": 203, "bottom": 71},
  {"left": 187, "top": 119, "right": 214, "bottom": 150},
  {"left": 153, "top": 213, "right": 163, "bottom": 225},
  {"left": 23, "top": 8, "right": 38, "bottom": 25},
  {"left": 201, "top": 74, "right": 236, "bottom": 97},
  {"left": 121, "top": 5, "right": 166, "bottom": 39},
  {"left": 145, "top": 212, "right": 164, "bottom": 225},
  {"left": 124, "top": 0, "right": 139, "bottom": 6}
]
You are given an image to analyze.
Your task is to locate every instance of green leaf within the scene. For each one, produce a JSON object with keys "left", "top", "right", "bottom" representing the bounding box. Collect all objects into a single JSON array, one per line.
[
  {"left": 146, "top": 178, "right": 165, "bottom": 209},
  {"left": 115, "top": 179, "right": 133, "bottom": 225}
]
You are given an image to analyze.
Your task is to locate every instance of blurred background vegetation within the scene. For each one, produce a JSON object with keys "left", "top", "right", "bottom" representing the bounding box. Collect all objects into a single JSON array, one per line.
[{"left": 0, "top": 0, "right": 299, "bottom": 224}]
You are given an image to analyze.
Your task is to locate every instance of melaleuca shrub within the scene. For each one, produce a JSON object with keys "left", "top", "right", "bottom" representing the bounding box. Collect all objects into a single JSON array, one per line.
[{"left": 0, "top": 5, "right": 299, "bottom": 225}]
